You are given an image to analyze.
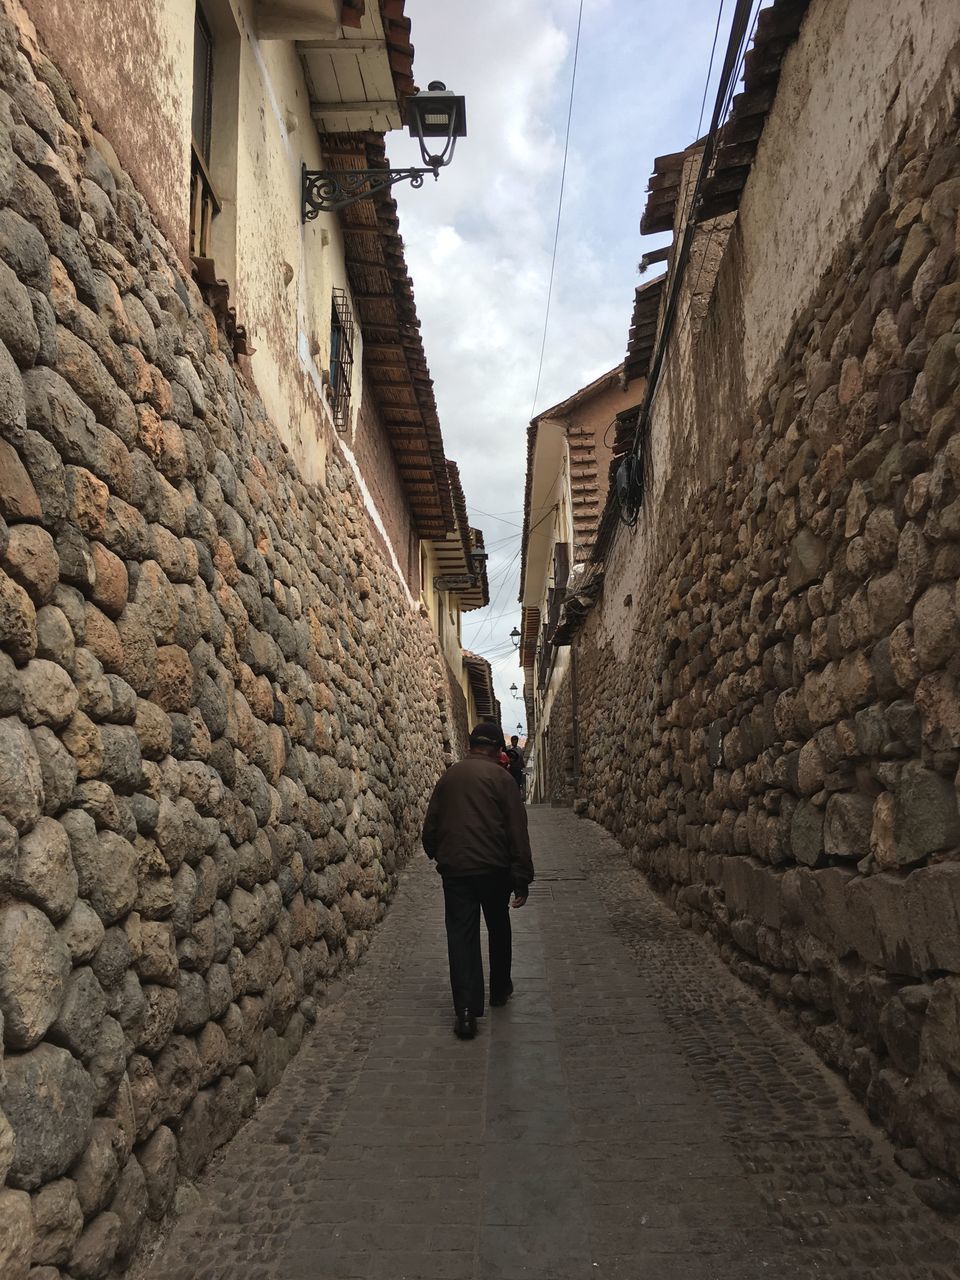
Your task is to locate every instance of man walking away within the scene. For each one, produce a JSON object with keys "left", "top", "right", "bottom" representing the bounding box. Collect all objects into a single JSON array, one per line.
[
  {"left": 422, "top": 722, "right": 535, "bottom": 1040},
  {"left": 505, "top": 734, "right": 525, "bottom": 792}
]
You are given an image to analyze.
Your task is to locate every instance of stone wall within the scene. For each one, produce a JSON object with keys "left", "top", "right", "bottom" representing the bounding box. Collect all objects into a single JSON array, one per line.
[
  {"left": 20, "top": 0, "right": 192, "bottom": 255},
  {"left": 576, "top": 104, "right": 960, "bottom": 1187},
  {"left": 540, "top": 669, "right": 575, "bottom": 806},
  {"left": 0, "top": 9, "right": 459, "bottom": 1275}
]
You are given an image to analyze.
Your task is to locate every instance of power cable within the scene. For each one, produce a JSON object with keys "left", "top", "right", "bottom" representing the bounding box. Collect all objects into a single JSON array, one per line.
[
  {"left": 676, "top": 0, "right": 762, "bottom": 337},
  {"left": 463, "top": 607, "right": 522, "bottom": 629},
  {"left": 696, "top": 1, "right": 726, "bottom": 139},
  {"left": 491, "top": 500, "right": 554, "bottom": 642},
  {"left": 528, "top": 0, "right": 585, "bottom": 422},
  {"left": 467, "top": 507, "right": 526, "bottom": 525},
  {"left": 618, "top": 0, "right": 757, "bottom": 529},
  {"left": 470, "top": 504, "right": 559, "bottom": 650}
]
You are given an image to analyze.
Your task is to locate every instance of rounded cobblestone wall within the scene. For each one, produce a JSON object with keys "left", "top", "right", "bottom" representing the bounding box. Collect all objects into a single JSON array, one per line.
[{"left": 0, "top": 7, "right": 456, "bottom": 1274}]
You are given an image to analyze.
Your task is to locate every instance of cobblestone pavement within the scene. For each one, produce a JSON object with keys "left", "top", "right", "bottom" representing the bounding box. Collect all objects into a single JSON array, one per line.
[{"left": 144, "top": 808, "right": 960, "bottom": 1280}]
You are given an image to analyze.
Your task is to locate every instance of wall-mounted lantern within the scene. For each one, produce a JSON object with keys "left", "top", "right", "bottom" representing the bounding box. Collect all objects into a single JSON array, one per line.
[
  {"left": 302, "top": 81, "right": 467, "bottom": 219},
  {"left": 509, "top": 626, "right": 521, "bottom": 649}
]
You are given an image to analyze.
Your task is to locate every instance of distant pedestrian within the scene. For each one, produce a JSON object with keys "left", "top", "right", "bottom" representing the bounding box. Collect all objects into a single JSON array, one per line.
[
  {"left": 505, "top": 735, "right": 525, "bottom": 792},
  {"left": 422, "top": 722, "right": 535, "bottom": 1039}
]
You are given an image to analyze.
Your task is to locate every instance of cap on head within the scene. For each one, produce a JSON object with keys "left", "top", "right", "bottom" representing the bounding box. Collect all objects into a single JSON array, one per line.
[{"left": 469, "top": 722, "right": 502, "bottom": 748}]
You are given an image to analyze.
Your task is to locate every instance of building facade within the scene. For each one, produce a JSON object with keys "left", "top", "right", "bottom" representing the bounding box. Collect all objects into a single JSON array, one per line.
[
  {"left": 421, "top": 460, "right": 491, "bottom": 759},
  {"left": 518, "top": 0, "right": 960, "bottom": 1195},
  {"left": 0, "top": 0, "right": 486, "bottom": 1271},
  {"left": 519, "top": 365, "right": 641, "bottom": 803}
]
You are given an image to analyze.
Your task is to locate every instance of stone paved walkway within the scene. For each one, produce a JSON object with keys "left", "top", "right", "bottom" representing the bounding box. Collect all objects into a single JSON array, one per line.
[{"left": 143, "top": 808, "right": 960, "bottom": 1280}]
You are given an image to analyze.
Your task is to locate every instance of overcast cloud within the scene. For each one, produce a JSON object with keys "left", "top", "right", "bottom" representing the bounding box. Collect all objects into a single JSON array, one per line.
[{"left": 389, "top": 0, "right": 724, "bottom": 722}]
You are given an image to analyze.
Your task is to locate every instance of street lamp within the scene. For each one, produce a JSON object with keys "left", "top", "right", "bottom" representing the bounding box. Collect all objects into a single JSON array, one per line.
[
  {"left": 509, "top": 627, "right": 521, "bottom": 649},
  {"left": 302, "top": 81, "right": 467, "bottom": 219}
]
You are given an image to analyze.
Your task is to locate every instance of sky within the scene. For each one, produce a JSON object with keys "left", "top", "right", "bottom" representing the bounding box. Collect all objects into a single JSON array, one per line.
[{"left": 388, "top": 0, "right": 727, "bottom": 727}]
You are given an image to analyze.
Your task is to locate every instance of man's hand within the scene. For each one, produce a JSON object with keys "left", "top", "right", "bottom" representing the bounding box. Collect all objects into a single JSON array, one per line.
[{"left": 511, "top": 891, "right": 528, "bottom": 909}]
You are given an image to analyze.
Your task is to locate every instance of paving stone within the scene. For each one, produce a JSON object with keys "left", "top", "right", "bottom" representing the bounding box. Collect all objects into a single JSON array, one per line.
[{"left": 145, "top": 810, "right": 960, "bottom": 1280}]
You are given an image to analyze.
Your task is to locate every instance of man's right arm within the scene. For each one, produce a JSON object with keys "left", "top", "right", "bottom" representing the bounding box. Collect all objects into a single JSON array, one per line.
[
  {"left": 501, "top": 780, "right": 534, "bottom": 892},
  {"left": 421, "top": 780, "right": 442, "bottom": 859}
]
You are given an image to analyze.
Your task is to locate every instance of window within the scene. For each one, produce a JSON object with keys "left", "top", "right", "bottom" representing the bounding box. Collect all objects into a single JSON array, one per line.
[
  {"left": 329, "top": 288, "right": 355, "bottom": 431},
  {"left": 189, "top": 5, "right": 221, "bottom": 258},
  {"left": 192, "top": 7, "right": 213, "bottom": 162}
]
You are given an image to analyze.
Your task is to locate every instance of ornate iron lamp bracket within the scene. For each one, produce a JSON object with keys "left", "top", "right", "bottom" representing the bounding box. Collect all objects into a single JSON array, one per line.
[{"left": 301, "top": 162, "right": 439, "bottom": 220}]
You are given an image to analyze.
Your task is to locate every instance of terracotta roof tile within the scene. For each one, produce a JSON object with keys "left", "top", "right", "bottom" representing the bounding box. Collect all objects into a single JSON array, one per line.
[
  {"left": 462, "top": 650, "right": 499, "bottom": 722},
  {"left": 379, "top": 0, "right": 416, "bottom": 113},
  {"left": 623, "top": 274, "right": 665, "bottom": 386},
  {"left": 640, "top": 0, "right": 811, "bottom": 236},
  {"left": 325, "top": 132, "right": 454, "bottom": 538}
]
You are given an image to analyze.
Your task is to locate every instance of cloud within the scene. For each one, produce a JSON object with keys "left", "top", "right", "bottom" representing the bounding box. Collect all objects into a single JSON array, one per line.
[{"left": 390, "top": 0, "right": 727, "bottom": 721}]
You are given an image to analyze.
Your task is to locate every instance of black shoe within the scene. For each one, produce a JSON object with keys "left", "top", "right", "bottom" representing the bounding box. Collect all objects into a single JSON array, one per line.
[
  {"left": 490, "top": 982, "right": 514, "bottom": 1007},
  {"left": 454, "top": 1007, "right": 477, "bottom": 1039}
]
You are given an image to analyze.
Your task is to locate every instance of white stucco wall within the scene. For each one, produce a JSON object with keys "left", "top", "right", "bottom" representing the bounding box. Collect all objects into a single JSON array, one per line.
[
  {"left": 596, "top": 0, "right": 960, "bottom": 663},
  {"left": 226, "top": 0, "right": 360, "bottom": 486},
  {"left": 739, "top": 0, "right": 960, "bottom": 401}
]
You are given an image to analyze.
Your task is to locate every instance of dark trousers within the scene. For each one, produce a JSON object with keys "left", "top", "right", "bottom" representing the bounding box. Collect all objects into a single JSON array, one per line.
[{"left": 442, "top": 870, "right": 513, "bottom": 1016}]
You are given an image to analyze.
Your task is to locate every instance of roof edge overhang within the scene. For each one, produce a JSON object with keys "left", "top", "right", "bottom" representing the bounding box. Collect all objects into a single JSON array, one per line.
[{"left": 329, "top": 132, "right": 455, "bottom": 538}]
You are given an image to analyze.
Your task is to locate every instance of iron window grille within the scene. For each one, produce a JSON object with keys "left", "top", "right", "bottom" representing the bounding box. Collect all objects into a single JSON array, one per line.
[{"left": 329, "top": 287, "right": 355, "bottom": 432}]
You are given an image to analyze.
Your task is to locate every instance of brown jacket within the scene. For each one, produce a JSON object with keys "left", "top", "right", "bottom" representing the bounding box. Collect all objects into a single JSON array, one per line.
[{"left": 422, "top": 754, "right": 535, "bottom": 886}]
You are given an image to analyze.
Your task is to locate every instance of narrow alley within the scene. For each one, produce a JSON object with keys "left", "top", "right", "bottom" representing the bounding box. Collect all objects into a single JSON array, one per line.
[{"left": 144, "top": 808, "right": 960, "bottom": 1280}]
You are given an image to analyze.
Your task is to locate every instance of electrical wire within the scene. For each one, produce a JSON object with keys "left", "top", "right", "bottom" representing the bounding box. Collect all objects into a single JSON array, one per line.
[
  {"left": 696, "top": 0, "right": 726, "bottom": 139},
  {"left": 479, "top": 530, "right": 525, "bottom": 553},
  {"left": 528, "top": 0, "right": 585, "bottom": 423},
  {"left": 467, "top": 506, "right": 526, "bottom": 525},
  {"left": 470, "top": 504, "right": 559, "bottom": 650},
  {"left": 619, "top": 0, "right": 757, "bottom": 529},
  {"left": 675, "top": 0, "right": 762, "bottom": 337},
  {"left": 611, "top": 0, "right": 729, "bottom": 534},
  {"left": 463, "top": 607, "right": 521, "bottom": 629}
]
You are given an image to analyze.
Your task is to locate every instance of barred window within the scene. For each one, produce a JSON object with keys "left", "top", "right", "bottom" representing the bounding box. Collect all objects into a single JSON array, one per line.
[{"left": 329, "top": 287, "right": 355, "bottom": 431}]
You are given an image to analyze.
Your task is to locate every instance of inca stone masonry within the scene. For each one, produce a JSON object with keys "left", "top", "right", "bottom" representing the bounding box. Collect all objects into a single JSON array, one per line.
[
  {"left": 0, "top": 5, "right": 470, "bottom": 1273},
  {"left": 529, "top": 0, "right": 960, "bottom": 1205}
]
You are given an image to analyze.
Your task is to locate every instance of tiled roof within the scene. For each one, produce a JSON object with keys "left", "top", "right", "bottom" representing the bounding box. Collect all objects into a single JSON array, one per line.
[
  {"left": 640, "top": 0, "right": 811, "bottom": 236},
  {"left": 518, "top": 420, "right": 538, "bottom": 610},
  {"left": 519, "top": 606, "right": 540, "bottom": 672},
  {"left": 462, "top": 526, "right": 490, "bottom": 612},
  {"left": 325, "top": 132, "right": 454, "bottom": 539},
  {"left": 378, "top": 0, "right": 415, "bottom": 115},
  {"left": 433, "top": 462, "right": 489, "bottom": 611},
  {"left": 623, "top": 274, "right": 665, "bottom": 386},
  {"left": 462, "top": 651, "right": 498, "bottom": 722},
  {"left": 300, "top": 0, "right": 415, "bottom": 134}
]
